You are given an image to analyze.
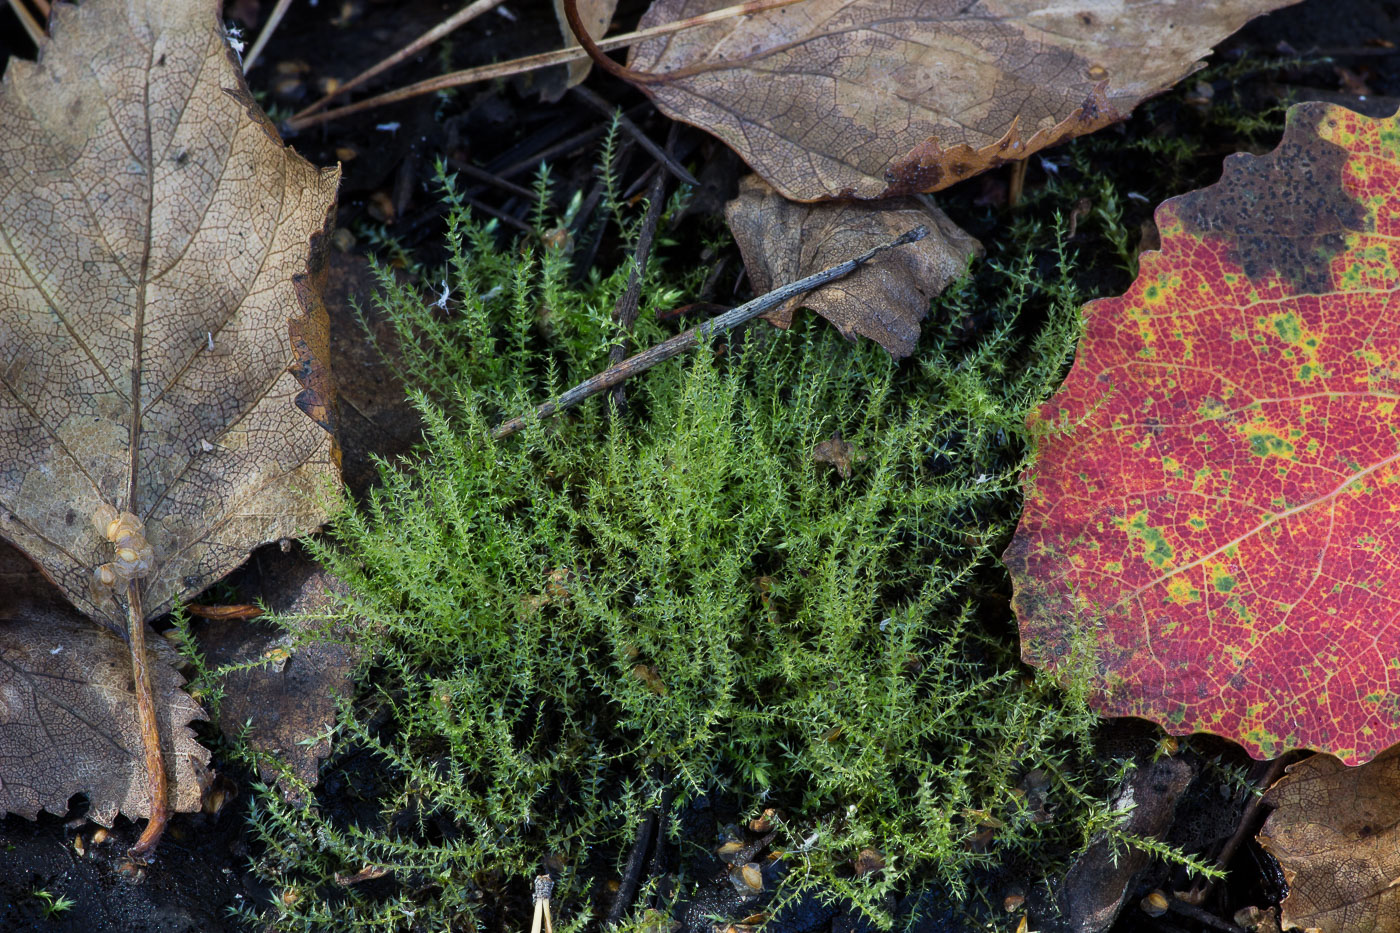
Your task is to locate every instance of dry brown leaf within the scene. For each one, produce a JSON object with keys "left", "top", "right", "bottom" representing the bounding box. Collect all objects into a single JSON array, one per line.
[
  {"left": 0, "top": 0, "right": 338, "bottom": 848},
  {"left": 725, "top": 174, "right": 979, "bottom": 356},
  {"left": 553, "top": 0, "right": 621, "bottom": 89},
  {"left": 629, "top": 0, "right": 1299, "bottom": 201},
  {"left": 0, "top": 0, "right": 340, "bottom": 631},
  {"left": 0, "top": 542, "right": 209, "bottom": 825},
  {"left": 1258, "top": 748, "right": 1400, "bottom": 933}
]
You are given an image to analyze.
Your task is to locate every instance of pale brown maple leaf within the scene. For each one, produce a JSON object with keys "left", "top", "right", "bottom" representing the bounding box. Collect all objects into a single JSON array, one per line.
[{"left": 0, "top": 0, "right": 339, "bottom": 856}]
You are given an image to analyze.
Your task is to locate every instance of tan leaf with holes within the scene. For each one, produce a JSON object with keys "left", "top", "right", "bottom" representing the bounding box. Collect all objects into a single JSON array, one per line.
[
  {"left": 1258, "top": 748, "right": 1400, "bottom": 933},
  {"left": 725, "top": 174, "right": 979, "bottom": 356},
  {"left": 629, "top": 0, "right": 1299, "bottom": 201},
  {"left": 0, "top": 0, "right": 341, "bottom": 634},
  {"left": 0, "top": 542, "right": 209, "bottom": 824}
]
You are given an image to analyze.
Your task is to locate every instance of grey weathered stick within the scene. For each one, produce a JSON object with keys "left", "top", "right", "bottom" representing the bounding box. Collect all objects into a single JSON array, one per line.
[{"left": 491, "top": 225, "right": 930, "bottom": 439}]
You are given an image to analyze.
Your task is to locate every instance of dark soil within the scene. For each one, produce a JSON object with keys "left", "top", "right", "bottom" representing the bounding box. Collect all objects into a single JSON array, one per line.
[{"left": 0, "top": 0, "right": 1397, "bottom": 930}]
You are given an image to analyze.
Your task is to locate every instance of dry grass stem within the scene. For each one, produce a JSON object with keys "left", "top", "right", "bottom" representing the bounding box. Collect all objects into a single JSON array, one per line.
[
  {"left": 293, "top": 0, "right": 507, "bottom": 119},
  {"left": 284, "top": 0, "right": 806, "bottom": 131},
  {"left": 6, "top": 0, "right": 45, "bottom": 45},
  {"left": 242, "top": 0, "right": 293, "bottom": 73}
]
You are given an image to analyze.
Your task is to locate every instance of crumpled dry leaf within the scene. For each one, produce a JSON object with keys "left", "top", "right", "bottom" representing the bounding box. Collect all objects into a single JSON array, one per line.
[
  {"left": 0, "top": 0, "right": 341, "bottom": 634},
  {"left": 1259, "top": 748, "right": 1400, "bottom": 933},
  {"left": 0, "top": 542, "right": 209, "bottom": 824},
  {"left": 725, "top": 174, "right": 980, "bottom": 356},
  {"left": 630, "top": 0, "right": 1299, "bottom": 201}
]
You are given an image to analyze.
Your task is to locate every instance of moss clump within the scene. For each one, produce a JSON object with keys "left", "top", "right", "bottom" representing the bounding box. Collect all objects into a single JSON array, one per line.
[{"left": 230, "top": 169, "right": 1142, "bottom": 932}]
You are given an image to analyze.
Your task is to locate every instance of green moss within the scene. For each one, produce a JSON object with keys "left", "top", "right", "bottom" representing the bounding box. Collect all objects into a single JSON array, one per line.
[{"left": 224, "top": 163, "right": 1203, "bottom": 931}]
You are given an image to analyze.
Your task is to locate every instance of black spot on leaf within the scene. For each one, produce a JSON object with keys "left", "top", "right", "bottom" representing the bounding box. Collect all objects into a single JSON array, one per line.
[{"left": 1175, "top": 102, "right": 1371, "bottom": 294}]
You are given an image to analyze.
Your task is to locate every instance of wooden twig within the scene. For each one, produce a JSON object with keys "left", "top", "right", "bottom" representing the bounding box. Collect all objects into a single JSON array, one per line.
[
  {"left": 530, "top": 874, "right": 555, "bottom": 933},
  {"left": 608, "top": 126, "right": 676, "bottom": 410},
  {"left": 242, "top": 0, "right": 293, "bottom": 73},
  {"left": 5, "top": 0, "right": 45, "bottom": 46},
  {"left": 570, "top": 86, "right": 698, "bottom": 188},
  {"left": 491, "top": 107, "right": 645, "bottom": 181},
  {"left": 491, "top": 225, "right": 930, "bottom": 439},
  {"left": 448, "top": 159, "right": 541, "bottom": 202},
  {"left": 292, "top": 0, "right": 506, "bottom": 119},
  {"left": 606, "top": 811, "right": 657, "bottom": 926},
  {"left": 184, "top": 603, "right": 264, "bottom": 620},
  {"left": 282, "top": 0, "right": 806, "bottom": 132},
  {"left": 1188, "top": 753, "right": 1296, "bottom": 904},
  {"left": 1164, "top": 895, "right": 1247, "bottom": 933}
]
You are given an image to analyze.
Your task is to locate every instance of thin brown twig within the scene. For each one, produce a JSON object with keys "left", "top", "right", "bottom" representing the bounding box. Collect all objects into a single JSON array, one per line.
[
  {"left": 608, "top": 146, "right": 671, "bottom": 407},
  {"left": 28, "top": 0, "right": 46, "bottom": 14},
  {"left": 448, "top": 159, "right": 541, "bottom": 202},
  {"left": 561, "top": 0, "right": 649, "bottom": 85},
  {"left": 1213, "top": 754, "right": 1291, "bottom": 871},
  {"left": 492, "top": 104, "right": 647, "bottom": 180},
  {"left": 610, "top": 128, "right": 676, "bottom": 358},
  {"left": 124, "top": 582, "right": 170, "bottom": 862},
  {"left": 282, "top": 0, "right": 806, "bottom": 132},
  {"left": 491, "top": 226, "right": 930, "bottom": 439},
  {"left": 570, "top": 86, "right": 698, "bottom": 188},
  {"left": 462, "top": 195, "right": 533, "bottom": 233},
  {"left": 606, "top": 810, "right": 658, "bottom": 926},
  {"left": 1164, "top": 896, "right": 1246, "bottom": 933},
  {"left": 6, "top": 0, "right": 45, "bottom": 46},
  {"left": 184, "top": 603, "right": 265, "bottom": 620},
  {"left": 242, "top": 0, "right": 293, "bottom": 73},
  {"left": 293, "top": 0, "right": 506, "bottom": 119}
]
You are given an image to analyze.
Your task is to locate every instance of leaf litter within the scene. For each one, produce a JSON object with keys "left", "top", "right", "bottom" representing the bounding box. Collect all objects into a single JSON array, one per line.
[
  {"left": 724, "top": 173, "right": 981, "bottom": 357},
  {"left": 0, "top": 0, "right": 338, "bottom": 851},
  {"left": 626, "top": 0, "right": 1302, "bottom": 201},
  {"left": 3, "top": 0, "right": 1400, "bottom": 929},
  {"left": 1259, "top": 747, "right": 1400, "bottom": 933}
]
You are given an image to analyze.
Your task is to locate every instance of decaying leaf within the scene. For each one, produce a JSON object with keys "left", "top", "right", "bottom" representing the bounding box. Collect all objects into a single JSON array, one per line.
[
  {"left": 0, "top": 542, "right": 209, "bottom": 825},
  {"left": 196, "top": 547, "right": 359, "bottom": 799},
  {"left": 1005, "top": 103, "right": 1400, "bottom": 764},
  {"left": 0, "top": 0, "right": 340, "bottom": 632},
  {"left": 628, "top": 0, "right": 1299, "bottom": 201},
  {"left": 1259, "top": 748, "right": 1400, "bottom": 933},
  {"left": 1054, "top": 756, "right": 1193, "bottom": 932},
  {"left": 0, "top": 0, "right": 339, "bottom": 846},
  {"left": 725, "top": 174, "right": 979, "bottom": 356},
  {"left": 812, "top": 432, "right": 856, "bottom": 479}
]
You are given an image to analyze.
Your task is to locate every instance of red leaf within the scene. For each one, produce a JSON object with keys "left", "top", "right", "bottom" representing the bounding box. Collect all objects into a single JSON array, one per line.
[{"left": 1005, "top": 102, "right": 1400, "bottom": 765}]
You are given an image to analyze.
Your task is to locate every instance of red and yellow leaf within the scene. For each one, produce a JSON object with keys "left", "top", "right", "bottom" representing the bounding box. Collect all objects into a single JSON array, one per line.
[{"left": 1005, "top": 102, "right": 1400, "bottom": 765}]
